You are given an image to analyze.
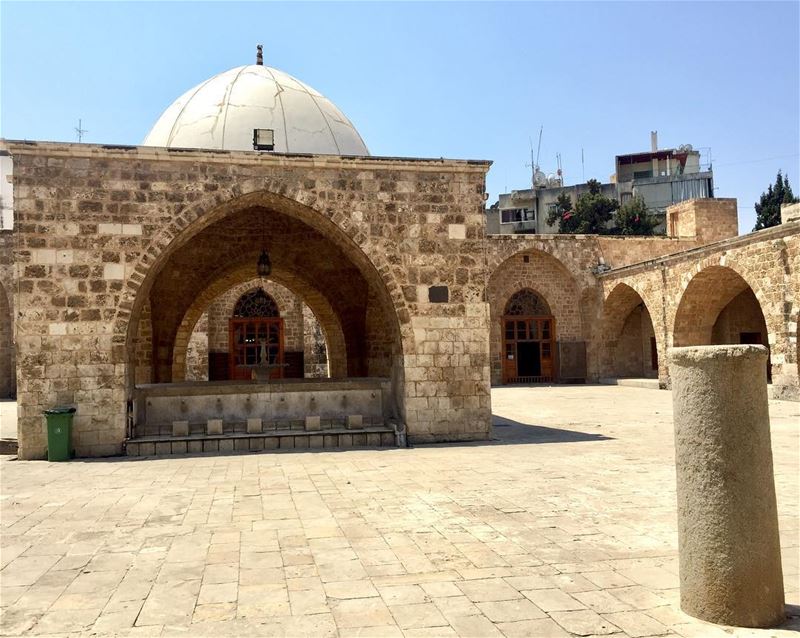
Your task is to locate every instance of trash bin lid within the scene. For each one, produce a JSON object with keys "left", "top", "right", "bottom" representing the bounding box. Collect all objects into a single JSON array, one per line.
[{"left": 43, "top": 407, "right": 76, "bottom": 415}]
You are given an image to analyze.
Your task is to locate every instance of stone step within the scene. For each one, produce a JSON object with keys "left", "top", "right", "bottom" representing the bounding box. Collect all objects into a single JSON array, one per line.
[
  {"left": 599, "top": 377, "right": 661, "bottom": 390},
  {"left": 125, "top": 427, "right": 397, "bottom": 457},
  {"left": 0, "top": 438, "right": 18, "bottom": 455},
  {"left": 132, "top": 416, "right": 383, "bottom": 439}
]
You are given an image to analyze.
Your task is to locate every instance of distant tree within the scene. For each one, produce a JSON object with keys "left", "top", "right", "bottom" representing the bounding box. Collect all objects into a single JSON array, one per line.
[
  {"left": 545, "top": 192, "right": 575, "bottom": 232},
  {"left": 753, "top": 171, "right": 799, "bottom": 231},
  {"left": 573, "top": 179, "right": 619, "bottom": 234},
  {"left": 612, "top": 195, "right": 660, "bottom": 236},
  {"left": 546, "top": 180, "right": 619, "bottom": 234}
]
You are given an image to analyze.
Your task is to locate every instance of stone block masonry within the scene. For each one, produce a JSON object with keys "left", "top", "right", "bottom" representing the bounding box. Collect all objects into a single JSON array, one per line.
[
  {"left": 3, "top": 141, "right": 493, "bottom": 458},
  {"left": 3, "top": 138, "right": 797, "bottom": 460}
]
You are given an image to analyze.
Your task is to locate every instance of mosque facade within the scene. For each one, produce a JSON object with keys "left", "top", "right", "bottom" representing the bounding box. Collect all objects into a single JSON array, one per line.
[{"left": 1, "top": 54, "right": 797, "bottom": 459}]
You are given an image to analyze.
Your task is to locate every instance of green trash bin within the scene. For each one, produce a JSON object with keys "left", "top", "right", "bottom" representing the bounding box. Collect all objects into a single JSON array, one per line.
[{"left": 43, "top": 407, "right": 76, "bottom": 461}]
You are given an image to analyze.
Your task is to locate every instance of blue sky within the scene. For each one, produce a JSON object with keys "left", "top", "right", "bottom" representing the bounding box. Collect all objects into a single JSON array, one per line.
[{"left": 1, "top": 1, "right": 798, "bottom": 232}]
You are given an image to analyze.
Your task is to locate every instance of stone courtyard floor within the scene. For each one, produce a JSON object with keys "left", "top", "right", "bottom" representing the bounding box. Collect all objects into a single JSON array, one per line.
[{"left": 0, "top": 385, "right": 798, "bottom": 638}]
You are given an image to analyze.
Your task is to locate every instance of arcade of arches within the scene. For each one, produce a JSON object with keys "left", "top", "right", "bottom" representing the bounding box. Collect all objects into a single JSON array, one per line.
[{"left": 1, "top": 141, "right": 798, "bottom": 460}]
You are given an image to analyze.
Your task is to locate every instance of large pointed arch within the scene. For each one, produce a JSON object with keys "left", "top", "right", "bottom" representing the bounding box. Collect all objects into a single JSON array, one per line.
[{"left": 121, "top": 190, "right": 407, "bottom": 392}]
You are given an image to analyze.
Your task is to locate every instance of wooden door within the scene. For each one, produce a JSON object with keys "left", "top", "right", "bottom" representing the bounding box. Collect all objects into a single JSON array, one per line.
[
  {"left": 229, "top": 318, "right": 284, "bottom": 380},
  {"left": 501, "top": 316, "right": 556, "bottom": 384}
]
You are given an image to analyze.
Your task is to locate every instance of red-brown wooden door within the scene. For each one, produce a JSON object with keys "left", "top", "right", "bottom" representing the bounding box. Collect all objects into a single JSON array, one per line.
[
  {"left": 501, "top": 316, "right": 556, "bottom": 384},
  {"left": 228, "top": 318, "right": 284, "bottom": 380}
]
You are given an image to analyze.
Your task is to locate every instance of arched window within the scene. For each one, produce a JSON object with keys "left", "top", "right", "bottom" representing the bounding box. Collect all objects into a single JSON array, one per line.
[
  {"left": 233, "top": 288, "right": 279, "bottom": 318},
  {"left": 504, "top": 289, "right": 551, "bottom": 316}
]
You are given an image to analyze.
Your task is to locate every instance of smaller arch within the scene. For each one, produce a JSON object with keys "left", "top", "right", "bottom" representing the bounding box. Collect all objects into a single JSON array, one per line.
[
  {"left": 600, "top": 283, "right": 658, "bottom": 379},
  {"left": 673, "top": 266, "right": 766, "bottom": 347},
  {"left": 673, "top": 265, "right": 772, "bottom": 379},
  {"left": 233, "top": 288, "right": 280, "bottom": 318}
]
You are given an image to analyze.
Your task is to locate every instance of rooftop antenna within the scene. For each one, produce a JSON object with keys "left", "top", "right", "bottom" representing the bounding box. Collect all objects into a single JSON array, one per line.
[
  {"left": 256, "top": 44, "right": 263, "bottom": 66},
  {"left": 581, "top": 148, "right": 585, "bottom": 183},
  {"left": 556, "top": 153, "right": 563, "bottom": 185},
  {"left": 527, "top": 138, "right": 535, "bottom": 188},
  {"left": 526, "top": 126, "right": 544, "bottom": 188},
  {"left": 74, "top": 119, "right": 88, "bottom": 143},
  {"left": 535, "top": 125, "right": 543, "bottom": 169}
]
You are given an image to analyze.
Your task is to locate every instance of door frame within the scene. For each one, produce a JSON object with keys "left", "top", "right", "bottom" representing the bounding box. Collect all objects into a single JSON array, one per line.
[{"left": 501, "top": 315, "right": 557, "bottom": 384}]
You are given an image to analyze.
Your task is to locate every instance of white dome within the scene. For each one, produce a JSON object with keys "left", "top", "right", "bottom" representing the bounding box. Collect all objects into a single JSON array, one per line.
[{"left": 143, "top": 64, "right": 369, "bottom": 155}]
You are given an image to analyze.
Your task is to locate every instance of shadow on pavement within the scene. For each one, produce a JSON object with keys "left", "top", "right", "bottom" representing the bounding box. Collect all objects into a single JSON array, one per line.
[{"left": 414, "top": 415, "right": 613, "bottom": 448}]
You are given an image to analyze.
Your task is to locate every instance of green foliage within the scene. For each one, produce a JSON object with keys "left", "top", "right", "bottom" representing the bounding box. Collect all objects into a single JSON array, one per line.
[
  {"left": 545, "top": 179, "right": 619, "bottom": 234},
  {"left": 753, "top": 171, "right": 799, "bottom": 231},
  {"left": 545, "top": 193, "right": 574, "bottom": 230},
  {"left": 612, "top": 194, "right": 660, "bottom": 236}
]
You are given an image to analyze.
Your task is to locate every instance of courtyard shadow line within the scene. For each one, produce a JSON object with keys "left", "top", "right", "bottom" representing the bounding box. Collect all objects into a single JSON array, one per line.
[
  {"left": 4, "top": 418, "right": 613, "bottom": 463},
  {"left": 412, "top": 415, "right": 613, "bottom": 449}
]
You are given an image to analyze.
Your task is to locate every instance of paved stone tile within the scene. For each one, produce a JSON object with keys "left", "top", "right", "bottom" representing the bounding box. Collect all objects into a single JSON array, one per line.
[
  {"left": 289, "top": 587, "right": 328, "bottom": 615},
  {"left": 338, "top": 625, "right": 404, "bottom": 637},
  {"left": 0, "top": 386, "right": 796, "bottom": 638},
  {"left": 574, "top": 589, "right": 635, "bottom": 614},
  {"left": 448, "top": 613, "right": 505, "bottom": 637},
  {"left": 192, "top": 602, "right": 237, "bottom": 623},
  {"left": 330, "top": 596, "right": 394, "bottom": 628},
  {"left": 324, "top": 579, "right": 379, "bottom": 599},
  {"left": 456, "top": 578, "right": 522, "bottom": 602},
  {"left": 432, "top": 594, "right": 483, "bottom": 620},
  {"left": 496, "top": 617, "right": 572, "bottom": 637},
  {"left": 604, "top": 610, "right": 670, "bottom": 637},
  {"left": 476, "top": 598, "right": 548, "bottom": 622},
  {"left": 522, "top": 588, "right": 587, "bottom": 612},
  {"left": 197, "top": 581, "right": 238, "bottom": 604},
  {"left": 421, "top": 581, "right": 463, "bottom": 598},
  {"left": 378, "top": 583, "right": 429, "bottom": 605},
  {"left": 549, "top": 609, "right": 622, "bottom": 635},
  {"left": 389, "top": 601, "right": 449, "bottom": 629},
  {"left": 584, "top": 570, "right": 638, "bottom": 589},
  {"left": 0, "top": 555, "right": 59, "bottom": 586}
]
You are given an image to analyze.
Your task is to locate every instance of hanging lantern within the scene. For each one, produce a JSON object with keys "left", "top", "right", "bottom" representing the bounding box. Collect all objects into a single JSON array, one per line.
[{"left": 257, "top": 249, "right": 271, "bottom": 277}]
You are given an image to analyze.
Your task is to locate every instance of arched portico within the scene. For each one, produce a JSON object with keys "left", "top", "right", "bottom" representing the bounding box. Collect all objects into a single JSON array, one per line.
[{"left": 600, "top": 283, "right": 659, "bottom": 380}]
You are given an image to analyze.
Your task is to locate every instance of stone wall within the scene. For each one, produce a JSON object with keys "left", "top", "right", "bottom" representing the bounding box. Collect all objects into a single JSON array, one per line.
[
  {"left": 600, "top": 222, "right": 800, "bottom": 400},
  {"left": 666, "top": 198, "right": 738, "bottom": 244},
  {"left": 185, "top": 312, "right": 208, "bottom": 381},
  {"left": 0, "top": 230, "right": 14, "bottom": 398},
  {"left": 711, "top": 289, "right": 768, "bottom": 346},
  {"left": 782, "top": 202, "right": 800, "bottom": 225},
  {"left": 5, "top": 141, "right": 492, "bottom": 457},
  {"left": 303, "top": 304, "right": 328, "bottom": 378}
]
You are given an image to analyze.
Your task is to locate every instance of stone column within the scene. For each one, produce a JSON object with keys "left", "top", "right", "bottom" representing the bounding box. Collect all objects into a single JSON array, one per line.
[{"left": 669, "top": 344, "right": 784, "bottom": 628}]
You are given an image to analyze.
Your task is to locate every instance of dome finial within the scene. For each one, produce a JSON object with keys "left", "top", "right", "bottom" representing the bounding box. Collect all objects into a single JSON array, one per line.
[{"left": 256, "top": 44, "right": 263, "bottom": 66}]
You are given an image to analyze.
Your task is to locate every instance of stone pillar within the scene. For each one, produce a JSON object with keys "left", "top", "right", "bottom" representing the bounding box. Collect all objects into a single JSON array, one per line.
[{"left": 669, "top": 344, "right": 784, "bottom": 628}]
